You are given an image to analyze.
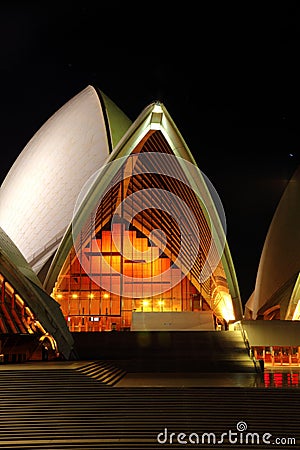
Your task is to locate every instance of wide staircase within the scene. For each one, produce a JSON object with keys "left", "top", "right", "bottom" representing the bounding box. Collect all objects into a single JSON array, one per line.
[
  {"left": 0, "top": 362, "right": 299, "bottom": 449},
  {"left": 128, "top": 330, "right": 256, "bottom": 373},
  {"left": 72, "top": 330, "right": 257, "bottom": 373}
]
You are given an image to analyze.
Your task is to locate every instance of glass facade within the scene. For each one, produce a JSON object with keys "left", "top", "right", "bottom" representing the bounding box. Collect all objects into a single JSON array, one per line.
[
  {"left": 52, "top": 223, "right": 203, "bottom": 332},
  {"left": 51, "top": 130, "right": 234, "bottom": 331}
]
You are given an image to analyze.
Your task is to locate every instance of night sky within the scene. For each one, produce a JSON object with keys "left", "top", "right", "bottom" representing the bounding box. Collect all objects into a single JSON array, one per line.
[{"left": 1, "top": 2, "right": 300, "bottom": 306}]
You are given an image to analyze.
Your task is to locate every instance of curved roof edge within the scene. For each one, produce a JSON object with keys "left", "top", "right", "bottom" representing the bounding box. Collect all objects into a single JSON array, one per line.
[
  {"left": 0, "top": 228, "right": 74, "bottom": 359},
  {"left": 221, "top": 241, "right": 243, "bottom": 320},
  {"left": 0, "top": 85, "right": 132, "bottom": 276},
  {"left": 96, "top": 88, "right": 132, "bottom": 150},
  {"left": 244, "top": 291, "right": 254, "bottom": 319},
  {"left": 251, "top": 165, "right": 300, "bottom": 319},
  {"left": 0, "top": 227, "right": 42, "bottom": 287}
]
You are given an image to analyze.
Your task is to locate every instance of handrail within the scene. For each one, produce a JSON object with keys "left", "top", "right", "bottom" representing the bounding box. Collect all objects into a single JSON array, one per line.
[{"left": 234, "top": 320, "right": 264, "bottom": 373}]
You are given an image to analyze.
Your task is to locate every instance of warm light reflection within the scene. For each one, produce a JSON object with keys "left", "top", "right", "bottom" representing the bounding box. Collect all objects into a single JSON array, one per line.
[
  {"left": 35, "top": 321, "right": 47, "bottom": 334},
  {"left": 220, "top": 291, "right": 235, "bottom": 322},
  {"left": 40, "top": 334, "right": 57, "bottom": 351},
  {"left": 5, "top": 282, "right": 14, "bottom": 294},
  {"left": 15, "top": 294, "right": 24, "bottom": 307},
  {"left": 292, "top": 299, "right": 300, "bottom": 320},
  {"left": 25, "top": 306, "right": 34, "bottom": 318},
  {"left": 158, "top": 300, "right": 164, "bottom": 311}
]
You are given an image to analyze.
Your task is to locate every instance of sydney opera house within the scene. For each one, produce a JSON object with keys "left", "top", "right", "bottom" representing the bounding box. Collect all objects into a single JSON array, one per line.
[
  {"left": 0, "top": 85, "right": 300, "bottom": 365},
  {"left": 242, "top": 165, "right": 300, "bottom": 365}
]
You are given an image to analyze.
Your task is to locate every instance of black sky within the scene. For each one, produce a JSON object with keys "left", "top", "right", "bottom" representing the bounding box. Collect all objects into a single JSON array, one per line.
[{"left": 1, "top": 2, "right": 300, "bottom": 305}]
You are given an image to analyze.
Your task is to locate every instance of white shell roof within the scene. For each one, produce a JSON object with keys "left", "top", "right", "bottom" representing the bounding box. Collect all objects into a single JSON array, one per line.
[
  {"left": 0, "top": 85, "right": 131, "bottom": 272},
  {"left": 249, "top": 165, "right": 300, "bottom": 318}
]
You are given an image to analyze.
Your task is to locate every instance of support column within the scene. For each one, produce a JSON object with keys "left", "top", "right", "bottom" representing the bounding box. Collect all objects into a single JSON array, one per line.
[
  {"left": 289, "top": 347, "right": 292, "bottom": 365},
  {"left": 271, "top": 347, "right": 275, "bottom": 366}
]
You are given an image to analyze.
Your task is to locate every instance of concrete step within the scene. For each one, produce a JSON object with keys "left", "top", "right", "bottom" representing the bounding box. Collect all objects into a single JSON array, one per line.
[
  {"left": 71, "top": 330, "right": 255, "bottom": 374},
  {"left": 76, "top": 361, "right": 127, "bottom": 386},
  {"left": 0, "top": 364, "right": 299, "bottom": 449}
]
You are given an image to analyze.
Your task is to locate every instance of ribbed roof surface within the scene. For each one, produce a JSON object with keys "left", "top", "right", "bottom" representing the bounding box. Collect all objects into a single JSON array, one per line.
[{"left": 0, "top": 85, "right": 131, "bottom": 273}]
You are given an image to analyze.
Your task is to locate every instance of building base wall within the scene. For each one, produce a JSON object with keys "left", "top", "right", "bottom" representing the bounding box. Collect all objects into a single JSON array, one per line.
[
  {"left": 242, "top": 320, "right": 300, "bottom": 346},
  {"left": 70, "top": 330, "right": 256, "bottom": 373},
  {"left": 131, "top": 311, "right": 215, "bottom": 331}
]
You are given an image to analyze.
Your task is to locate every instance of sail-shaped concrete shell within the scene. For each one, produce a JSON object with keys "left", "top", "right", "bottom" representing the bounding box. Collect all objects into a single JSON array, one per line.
[
  {"left": 0, "top": 227, "right": 74, "bottom": 359},
  {"left": 44, "top": 101, "right": 243, "bottom": 323},
  {"left": 0, "top": 85, "right": 131, "bottom": 274},
  {"left": 0, "top": 84, "right": 243, "bottom": 335},
  {"left": 246, "top": 166, "right": 300, "bottom": 319}
]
